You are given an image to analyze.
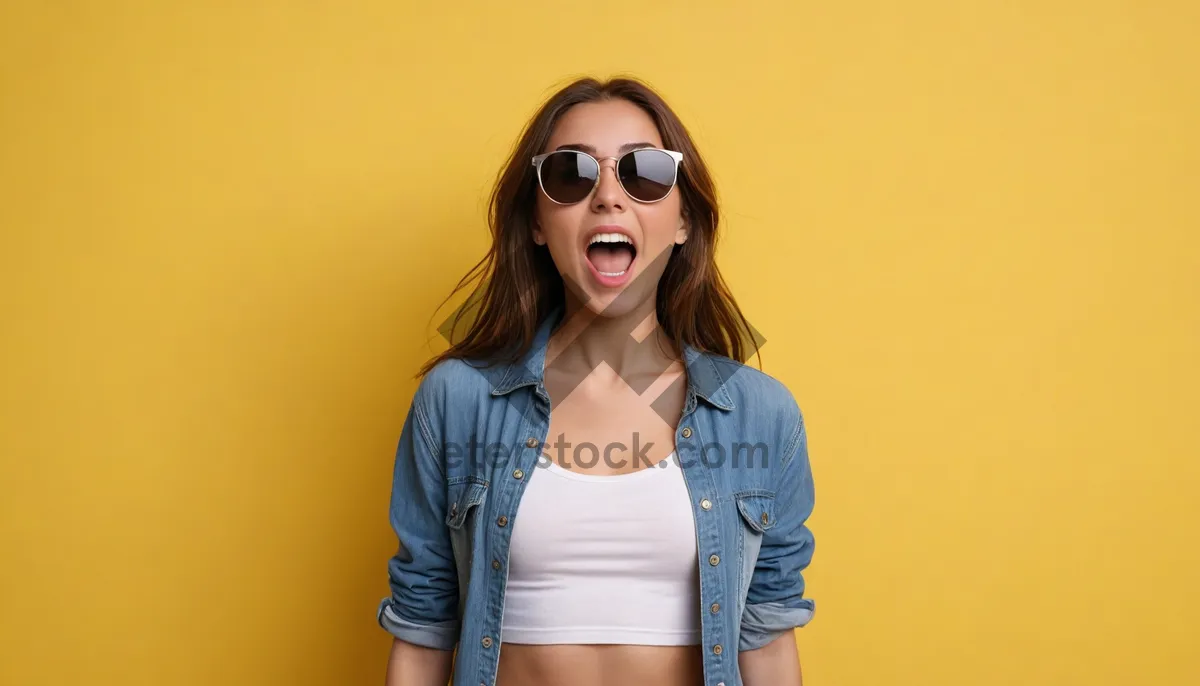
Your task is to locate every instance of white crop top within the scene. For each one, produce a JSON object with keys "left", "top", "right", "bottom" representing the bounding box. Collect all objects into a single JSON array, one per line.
[{"left": 500, "top": 452, "right": 702, "bottom": 646}]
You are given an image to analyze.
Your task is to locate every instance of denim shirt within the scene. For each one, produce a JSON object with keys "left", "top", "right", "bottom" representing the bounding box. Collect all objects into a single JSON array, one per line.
[{"left": 377, "top": 307, "right": 816, "bottom": 686}]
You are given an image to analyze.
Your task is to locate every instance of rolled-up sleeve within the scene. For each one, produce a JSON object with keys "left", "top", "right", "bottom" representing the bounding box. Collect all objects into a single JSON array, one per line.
[
  {"left": 376, "top": 381, "right": 460, "bottom": 650},
  {"left": 739, "top": 406, "right": 816, "bottom": 651}
]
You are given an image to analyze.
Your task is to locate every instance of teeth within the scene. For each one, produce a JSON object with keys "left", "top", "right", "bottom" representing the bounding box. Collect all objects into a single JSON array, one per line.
[
  {"left": 588, "top": 232, "right": 633, "bottom": 246},
  {"left": 598, "top": 270, "right": 627, "bottom": 277}
]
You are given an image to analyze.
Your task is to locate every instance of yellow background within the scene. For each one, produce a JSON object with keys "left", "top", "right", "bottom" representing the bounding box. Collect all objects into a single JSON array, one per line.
[{"left": 2, "top": 2, "right": 1197, "bottom": 684}]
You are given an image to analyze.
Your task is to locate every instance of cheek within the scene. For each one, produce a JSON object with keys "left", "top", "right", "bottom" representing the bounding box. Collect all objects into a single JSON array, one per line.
[
  {"left": 537, "top": 203, "right": 587, "bottom": 248},
  {"left": 635, "top": 202, "right": 683, "bottom": 244}
]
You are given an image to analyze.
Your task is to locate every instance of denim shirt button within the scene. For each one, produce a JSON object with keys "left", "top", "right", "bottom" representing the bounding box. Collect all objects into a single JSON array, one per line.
[
  {"left": 681, "top": 427, "right": 692, "bottom": 438},
  {"left": 481, "top": 636, "right": 492, "bottom": 648},
  {"left": 710, "top": 602, "right": 720, "bottom": 613},
  {"left": 512, "top": 468, "right": 524, "bottom": 479},
  {"left": 497, "top": 515, "right": 508, "bottom": 527},
  {"left": 708, "top": 554, "right": 720, "bottom": 566},
  {"left": 700, "top": 498, "right": 712, "bottom": 510},
  {"left": 713, "top": 643, "right": 723, "bottom": 655},
  {"left": 525, "top": 437, "right": 538, "bottom": 448},
  {"left": 491, "top": 559, "right": 501, "bottom": 570}
]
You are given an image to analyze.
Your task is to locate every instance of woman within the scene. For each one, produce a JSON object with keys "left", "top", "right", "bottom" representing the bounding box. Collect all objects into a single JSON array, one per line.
[{"left": 378, "top": 76, "right": 817, "bottom": 686}]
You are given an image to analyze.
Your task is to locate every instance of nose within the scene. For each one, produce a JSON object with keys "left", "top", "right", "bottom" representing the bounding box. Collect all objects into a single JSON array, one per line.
[{"left": 590, "top": 157, "right": 626, "bottom": 212}]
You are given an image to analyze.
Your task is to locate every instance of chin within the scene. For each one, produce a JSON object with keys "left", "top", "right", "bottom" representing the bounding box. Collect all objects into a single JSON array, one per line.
[{"left": 578, "top": 289, "right": 647, "bottom": 319}]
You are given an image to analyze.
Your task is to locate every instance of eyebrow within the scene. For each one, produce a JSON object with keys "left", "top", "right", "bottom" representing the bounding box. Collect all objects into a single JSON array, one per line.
[{"left": 554, "top": 141, "right": 659, "bottom": 155}]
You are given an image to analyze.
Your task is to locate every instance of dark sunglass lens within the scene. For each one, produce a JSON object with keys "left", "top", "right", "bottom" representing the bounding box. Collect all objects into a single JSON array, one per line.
[
  {"left": 539, "top": 151, "right": 598, "bottom": 203},
  {"left": 618, "top": 149, "right": 677, "bottom": 202}
]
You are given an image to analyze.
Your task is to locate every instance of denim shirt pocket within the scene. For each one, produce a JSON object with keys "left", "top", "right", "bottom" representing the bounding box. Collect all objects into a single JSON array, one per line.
[
  {"left": 732, "top": 490, "right": 777, "bottom": 612},
  {"left": 445, "top": 475, "right": 489, "bottom": 621},
  {"left": 445, "top": 476, "right": 489, "bottom": 528}
]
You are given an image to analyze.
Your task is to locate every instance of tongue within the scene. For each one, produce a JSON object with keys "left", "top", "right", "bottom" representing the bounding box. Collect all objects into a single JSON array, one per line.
[{"left": 588, "top": 244, "right": 634, "bottom": 274}]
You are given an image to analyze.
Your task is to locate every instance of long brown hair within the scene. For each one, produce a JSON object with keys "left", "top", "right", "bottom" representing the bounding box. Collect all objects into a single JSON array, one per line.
[{"left": 419, "top": 75, "right": 761, "bottom": 378}]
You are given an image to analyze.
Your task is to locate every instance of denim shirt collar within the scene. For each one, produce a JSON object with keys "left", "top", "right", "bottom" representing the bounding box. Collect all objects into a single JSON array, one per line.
[{"left": 486, "top": 304, "right": 736, "bottom": 411}]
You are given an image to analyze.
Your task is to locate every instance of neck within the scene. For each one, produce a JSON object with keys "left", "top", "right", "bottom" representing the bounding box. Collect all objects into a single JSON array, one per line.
[{"left": 546, "top": 294, "right": 680, "bottom": 379}]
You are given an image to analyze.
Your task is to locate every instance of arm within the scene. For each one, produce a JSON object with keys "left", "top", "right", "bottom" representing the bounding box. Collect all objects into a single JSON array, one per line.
[
  {"left": 378, "top": 379, "right": 460, "bottom": 685},
  {"left": 738, "top": 631, "right": 803, "bottom": 685},
  {"left": 738, "top": 401, "right": 816, "bottom": 686},
  {"left": 385, "top": 638, "right": 454, "bottom": 686}
]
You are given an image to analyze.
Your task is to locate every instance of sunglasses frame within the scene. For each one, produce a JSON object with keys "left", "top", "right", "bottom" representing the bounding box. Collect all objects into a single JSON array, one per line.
[{"left": 531, "top": 148, "right": 684, "bottom": 205}]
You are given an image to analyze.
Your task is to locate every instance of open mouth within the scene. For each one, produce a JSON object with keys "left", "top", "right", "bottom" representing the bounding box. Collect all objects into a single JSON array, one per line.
[{"left": 585, "top": 232, "right": 638, "bottom": 278}]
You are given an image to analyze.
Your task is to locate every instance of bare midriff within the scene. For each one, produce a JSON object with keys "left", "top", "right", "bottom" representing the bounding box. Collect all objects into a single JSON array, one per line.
[{"left": 495, "top": 643, "right": 705, "bottom": 686}]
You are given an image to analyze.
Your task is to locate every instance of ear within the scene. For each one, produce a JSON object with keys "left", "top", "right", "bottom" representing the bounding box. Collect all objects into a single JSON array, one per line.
[
  {"left": 532, "top": 219, "right": 546, "bottom": 246},
  {"left": 674, "top": 215, "right": 688, "bottom": 245}
]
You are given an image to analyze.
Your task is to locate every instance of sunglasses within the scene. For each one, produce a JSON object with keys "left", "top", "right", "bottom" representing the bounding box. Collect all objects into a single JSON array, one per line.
[{"left": 531, "top": 148, "right": 684, "bottom": 205}]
